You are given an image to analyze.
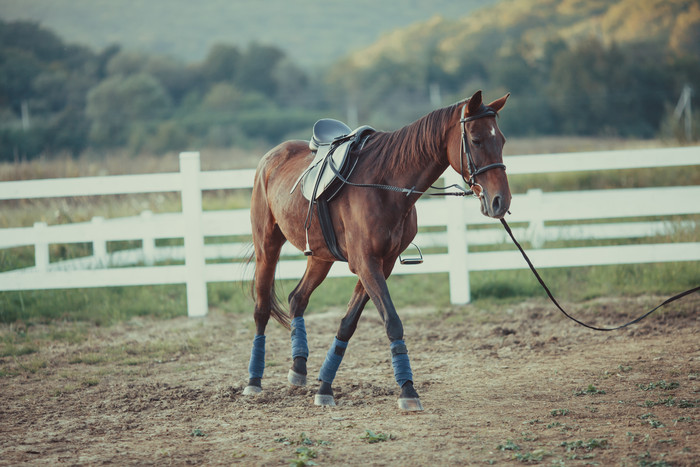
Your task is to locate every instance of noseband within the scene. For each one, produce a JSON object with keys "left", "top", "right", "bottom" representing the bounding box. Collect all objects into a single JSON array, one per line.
[{"left": 459, "top": 103, "right": 506, "bottom": 198}]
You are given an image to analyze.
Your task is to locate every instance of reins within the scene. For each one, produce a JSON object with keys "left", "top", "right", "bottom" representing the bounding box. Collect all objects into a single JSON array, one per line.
[
  {"left": 326, "top": 102, "right": 502, "bottom": 199},
  {"left": 499, "top": 217, "right": 700, "bottom": 331}
]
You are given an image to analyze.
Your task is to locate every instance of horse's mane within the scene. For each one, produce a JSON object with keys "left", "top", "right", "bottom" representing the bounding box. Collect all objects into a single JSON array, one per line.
[{"left": 362, "top": 100, "right": 465, "bottom": 174}]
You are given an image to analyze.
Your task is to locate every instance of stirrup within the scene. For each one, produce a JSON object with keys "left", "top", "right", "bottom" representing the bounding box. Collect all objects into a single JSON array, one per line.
[
  {"left": 399, "top": 243, "right": 423, "bottom": 265},
  {"left": 304, "top": 228, "right": 312, "bottom": 256}
]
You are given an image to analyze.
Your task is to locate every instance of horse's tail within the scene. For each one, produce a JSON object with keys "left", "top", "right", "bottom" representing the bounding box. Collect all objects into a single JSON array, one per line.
[{"left": 245, "top": 249, "right": 291, "bottom": 330}]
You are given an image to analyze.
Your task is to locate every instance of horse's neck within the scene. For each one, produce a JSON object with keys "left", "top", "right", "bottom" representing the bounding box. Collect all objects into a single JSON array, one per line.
[{"left": 379, "top": 111, "right": 457, "bottom": 195}]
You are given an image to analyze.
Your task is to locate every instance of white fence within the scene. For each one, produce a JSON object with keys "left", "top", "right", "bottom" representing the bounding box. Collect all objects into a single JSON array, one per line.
[{"left": 1, "top": 147, "right": 699, "bottom": 317}]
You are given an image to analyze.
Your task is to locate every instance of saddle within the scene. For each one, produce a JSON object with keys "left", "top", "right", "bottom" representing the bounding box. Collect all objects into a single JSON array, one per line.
[
  {"left": 291, "top": 119, "right": 375, "bottom": 202},
  {"left": 291, "top": 119, "right": 375, "bottom": 261}
]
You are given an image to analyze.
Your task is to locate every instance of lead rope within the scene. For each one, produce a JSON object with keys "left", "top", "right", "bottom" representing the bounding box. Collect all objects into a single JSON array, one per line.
[{"left": 499, "top": 217, "right": 700, "bottom": 331}]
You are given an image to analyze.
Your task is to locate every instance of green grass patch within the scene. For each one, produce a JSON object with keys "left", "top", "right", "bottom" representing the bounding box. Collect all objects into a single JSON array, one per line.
[
  {"left": 498, "top": 440, "right": 521, "bottom": 451},
  {"left": 361, "top": 430, "right": 393, "bottom": 443},
  {"left": 574, "top": 384, "right": 606, "bottom": 396},
  {"left": 0, "top": 285, "right": 187, "bottom": 325},
  {"left": 2, "top": 256, "right": 697, "bottom": 326},
  {"left": 637, "top": 380, "right": 680, "bottom": 391}
]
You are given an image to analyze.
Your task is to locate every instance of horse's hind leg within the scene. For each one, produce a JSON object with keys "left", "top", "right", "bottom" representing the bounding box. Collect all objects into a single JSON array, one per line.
[
  {"left": 287, "top": 257, "right": 333, "bottom": 387},
  {"left": 243, "top": 222, "right": 286, "bottom": 396}
]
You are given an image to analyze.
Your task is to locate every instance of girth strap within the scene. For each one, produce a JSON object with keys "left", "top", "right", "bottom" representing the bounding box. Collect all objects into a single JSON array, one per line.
[{"left": 317, "top": 197, "right": 347, "bottom": 262}]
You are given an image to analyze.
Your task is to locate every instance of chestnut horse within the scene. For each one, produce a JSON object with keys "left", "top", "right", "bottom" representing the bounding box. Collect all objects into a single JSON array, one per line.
[{"left": 243, "top": 90, "right": 511, "bottom": 411}]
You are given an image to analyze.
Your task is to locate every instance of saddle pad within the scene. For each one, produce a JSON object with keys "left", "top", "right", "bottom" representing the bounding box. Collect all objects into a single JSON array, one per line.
[{"left": 299, "top": 138, "right": 353, "bottom": 201}]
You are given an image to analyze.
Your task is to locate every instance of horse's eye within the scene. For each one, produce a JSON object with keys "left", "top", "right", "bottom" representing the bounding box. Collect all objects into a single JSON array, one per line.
[{"left": 472, "top": 139, "right": 482, "bottom": 148}]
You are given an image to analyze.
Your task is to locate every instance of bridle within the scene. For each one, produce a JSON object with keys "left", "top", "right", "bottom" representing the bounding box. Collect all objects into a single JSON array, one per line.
[{"left": 458, "top": 103, "right": 506, "bottom": 199}]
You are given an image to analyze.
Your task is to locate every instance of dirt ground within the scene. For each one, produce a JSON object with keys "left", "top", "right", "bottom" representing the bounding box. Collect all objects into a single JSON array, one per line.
[{"left": 1, "top": 294, "right": 699, "bottom": 466}]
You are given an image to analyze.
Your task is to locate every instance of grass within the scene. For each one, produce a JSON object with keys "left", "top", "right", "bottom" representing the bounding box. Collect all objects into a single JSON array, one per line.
[
  {"left": 574, "top": 384, "right": 606, "bottom": 396},
  {"left": 277, "top": 433, "right": 329, "bottom": 466},
  {"left": 361, "top": 430, "right": 393, "bottom": 443}
]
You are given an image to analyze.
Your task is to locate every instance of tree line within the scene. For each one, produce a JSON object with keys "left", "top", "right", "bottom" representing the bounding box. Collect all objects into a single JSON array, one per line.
[{"left": 0, "top": 19, "right": 697, "bottom": 162}]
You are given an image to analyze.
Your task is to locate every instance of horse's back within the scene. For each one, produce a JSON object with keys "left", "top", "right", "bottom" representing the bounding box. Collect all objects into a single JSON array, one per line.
[{"left": 256, "top": 140, "right": 311, "bottom": 185}]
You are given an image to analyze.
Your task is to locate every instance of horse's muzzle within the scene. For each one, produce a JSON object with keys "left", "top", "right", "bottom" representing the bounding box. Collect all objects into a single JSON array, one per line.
[{"left": 482, "top": 192, "right": 511, "bottom": 219}]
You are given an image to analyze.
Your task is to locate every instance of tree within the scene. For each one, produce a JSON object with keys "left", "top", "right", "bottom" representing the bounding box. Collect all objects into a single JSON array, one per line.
[
  {"left": 200, "top": 43, "right": 241, "bottom": 84},
  {"left": 236, "top": 43, "right": 285, "bottom": 96},
  {"left": 86, "top": 73, "right": 173, "bottom": 147}
]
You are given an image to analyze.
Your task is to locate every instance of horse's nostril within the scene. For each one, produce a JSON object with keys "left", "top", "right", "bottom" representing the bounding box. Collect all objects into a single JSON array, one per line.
[{"left": 492, "top": 195, "right": 502, "bottom": 214}]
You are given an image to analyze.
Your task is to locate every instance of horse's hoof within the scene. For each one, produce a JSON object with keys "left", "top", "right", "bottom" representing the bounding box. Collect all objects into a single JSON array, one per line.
[
  {"left": 242, "top": 385, "right": 262, "bottom": 396},
  {"left": 398, "top": 398, "right": 423, "bottom": 411},
  {"left": 287, "top": 369, "right": 307, "bottom": 387},
  {"left": 314, "top": 394, "right": 336, "bottom": 407}
]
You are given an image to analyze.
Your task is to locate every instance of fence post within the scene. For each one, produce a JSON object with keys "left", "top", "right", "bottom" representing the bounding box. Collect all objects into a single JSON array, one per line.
[
  {"left": 140, "top": 210, "right": 156, "bottom": 266},
  {"left": 91, "top": 216, "right": 108, "bottom": 267},
  {"left": 180, "top": 152, "right": 208, "bottom": 318},
  {"left": 444, "top": 171, "right": 470, "bottom": 304},
  {"left": 34, "top": 221, "right": 49, "bottom": 272},
  {"left": 525, "top": 189, "right": 545, "bottom": 248}
]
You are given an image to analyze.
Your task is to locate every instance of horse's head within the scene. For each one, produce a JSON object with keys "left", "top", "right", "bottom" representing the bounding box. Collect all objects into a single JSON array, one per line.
[{"left": 447, "top": 90, "right": 511, "bottom": 219}]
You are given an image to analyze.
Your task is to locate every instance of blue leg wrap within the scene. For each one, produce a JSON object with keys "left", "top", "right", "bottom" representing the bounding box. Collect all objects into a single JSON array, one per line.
[
  {"left": 248, "top": 334, "right": 266, "bottom": 379},
  {"left": 391, "top": 340, "right": 413, "bottom": 388},
  {"left": 318, "top": 337, "right": 348, "bottom": 384},
  {"left": 290, "top": 316, "right": 309, "bottom": 360}
]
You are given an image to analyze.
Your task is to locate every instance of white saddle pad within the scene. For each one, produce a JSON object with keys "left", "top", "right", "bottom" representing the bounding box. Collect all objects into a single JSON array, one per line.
[{"left": 294, "top": 138, "right": 353, "bottom": 201}]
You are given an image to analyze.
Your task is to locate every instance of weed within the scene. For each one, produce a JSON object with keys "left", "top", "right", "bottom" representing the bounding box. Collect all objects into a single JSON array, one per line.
[
  {"left": 637, "top": 380, "right": 680, "bottom": 391},
  {"left": 298, "top": 433, "right": 314, "bottom": 446},
  {"left": 190, "top": 428, "right": 206, "bottom": 437},
  {"left": 289, "top": 446, "right": 317, "bottom": 467},
  {"left": 678, "top": 399, "right": 698, "bottom": 408},
  {"left": 498, "top": 440, "right": 521, "bottom": 451},
  {"left": 361, "top": 430, "right": 392, "bottom": 443},
  {"left": 560, "top": 438, "right": 608, "bottom": 452},
  {"left": 514, "top": 448, "right": 551, "bottom": 463},
  {"left": 636, "top": 451, "right": 672, "bottom": 467},
  {"left": 550, "top": 408, "right": 569, "bottom": 417},
  {"left": 279, "top": 433, "right": 329, "bottom": 466},
  {"left": 648, "top": 419, "right": 665, "bottom": 428},
  {"left": 546, "top": 422, "right": 573, "bottom": 431},
  {"left": 574, "top": 384, "right": 606, "bottom": 396},
  {"left": 618, "top": 364, "right": 632, "bottom": 373},
  {"left": 639, "top": 413, "right": 665, "bottom": 428},
  {"left": 644, "top": 397, "right": 675, "bottom": 408}
]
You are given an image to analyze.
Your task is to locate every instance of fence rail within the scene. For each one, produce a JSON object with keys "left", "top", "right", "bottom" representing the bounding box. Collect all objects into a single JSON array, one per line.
[{"left": 1, "top": 147, "right": 699, "bottom": 316}]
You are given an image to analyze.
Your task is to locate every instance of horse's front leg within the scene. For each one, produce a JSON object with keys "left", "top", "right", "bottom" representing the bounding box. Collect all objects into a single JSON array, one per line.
[
  {"left": 315, "top": 280, "right": 370, "bottom": 406},
  {"left": 355, "top": 258, "right": 423, "bottom": 411}
]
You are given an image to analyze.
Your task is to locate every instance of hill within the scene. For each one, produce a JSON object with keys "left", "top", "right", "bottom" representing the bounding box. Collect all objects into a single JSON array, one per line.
[
  {"left": 344, "top": 0, "right": 699, "bottom": 69},
  {"left": 0, "top": 0, "right": 498, "bottom": 66}
]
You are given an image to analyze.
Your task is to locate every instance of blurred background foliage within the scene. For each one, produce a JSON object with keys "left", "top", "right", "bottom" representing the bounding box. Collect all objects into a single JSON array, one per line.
[{"left": 0, "top": 0, "right": 698, "bottom": 162}]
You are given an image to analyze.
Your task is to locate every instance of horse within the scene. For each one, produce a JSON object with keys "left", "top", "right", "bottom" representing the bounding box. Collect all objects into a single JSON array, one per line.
[{"left": 242, "top": 90, "right": 511, "bottom": 411}]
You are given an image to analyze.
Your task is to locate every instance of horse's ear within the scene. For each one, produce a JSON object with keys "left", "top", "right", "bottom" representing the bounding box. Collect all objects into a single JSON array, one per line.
[
  {"left": 488, "top": 93, "right": 510, "bottom": 112},
  {"left": 467, "top": 90, "right": 483, "bottom": 115}
]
